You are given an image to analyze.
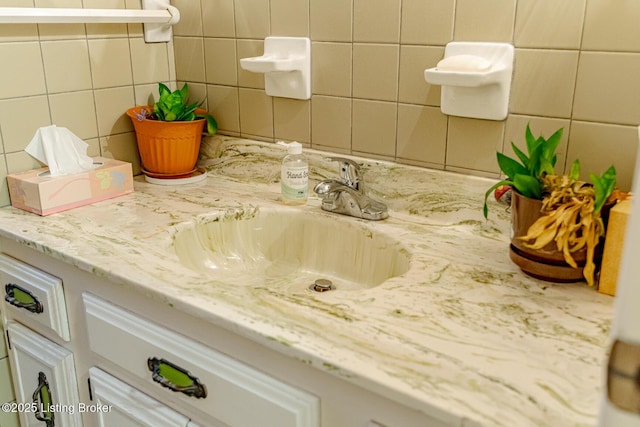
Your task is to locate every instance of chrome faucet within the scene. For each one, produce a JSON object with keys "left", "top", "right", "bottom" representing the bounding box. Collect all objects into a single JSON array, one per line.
[{"left": 313, "top": 157, "right": 388, "bottom": 220}]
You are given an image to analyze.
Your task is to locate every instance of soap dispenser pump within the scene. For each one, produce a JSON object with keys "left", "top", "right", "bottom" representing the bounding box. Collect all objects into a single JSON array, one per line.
[{"left": 277, "top": 141, "right": 308, "bottom": 205}]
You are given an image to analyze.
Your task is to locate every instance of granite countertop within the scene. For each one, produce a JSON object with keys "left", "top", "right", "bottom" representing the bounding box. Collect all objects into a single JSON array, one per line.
[{"left": 0, "top": 136, "right": 613, "bottom": 427}]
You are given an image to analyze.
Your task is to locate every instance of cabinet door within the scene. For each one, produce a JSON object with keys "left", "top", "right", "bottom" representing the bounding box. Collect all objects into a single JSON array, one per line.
[
  {"left": 6, "top": 321, "right": 81, "bottom": 427},
  {"left": 89, "top": 367, "right": 191, "bottom": 427}
]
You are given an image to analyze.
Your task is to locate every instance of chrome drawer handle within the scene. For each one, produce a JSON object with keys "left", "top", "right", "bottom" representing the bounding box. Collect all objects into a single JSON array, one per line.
[
  {"left": 147, "top": 357, "right": 207, "bottom": 399},
  {"left": 4, "top": 283, "right": 44, "bottom": 314},
  {"left": 32, "top": 372, "right": 55, "bottom": 426}
]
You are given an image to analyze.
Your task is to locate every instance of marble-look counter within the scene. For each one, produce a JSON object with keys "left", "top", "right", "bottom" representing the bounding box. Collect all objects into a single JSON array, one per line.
[{"left": 0, "top": 136, "right": 613, "bottom": 427}]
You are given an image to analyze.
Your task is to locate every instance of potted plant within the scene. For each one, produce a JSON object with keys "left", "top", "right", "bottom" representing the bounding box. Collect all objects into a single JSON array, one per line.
[
  {"left": 126, "top": 82, "right": 218, "bottom": 177},
  {"left": 483, "top": 124, "right": 618, "bottom": 286}
]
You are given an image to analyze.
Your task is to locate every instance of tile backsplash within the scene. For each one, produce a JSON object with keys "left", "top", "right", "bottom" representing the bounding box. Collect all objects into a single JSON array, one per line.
[
  {"left": 1, "top": 0, "right": 639, "bottom": 207},
  {"left": 0, "top": 0, "right": 173, "bottom": 206}
]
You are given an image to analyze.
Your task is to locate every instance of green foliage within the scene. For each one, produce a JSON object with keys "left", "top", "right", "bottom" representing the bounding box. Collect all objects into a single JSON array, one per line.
[
  {"left": 483, "top": 124, "right": 618, "bottom": 221},
  {"left": 568, "top": 159, "right": 581, "bottom": 181},
  {"left": 591, "top": 165, "right": 617, "bottom": 215},
  {"left": 549, "top": 159, "right": 616, "bottom": 215},
  {"left": 483, "top": 124, "right": 563, "bottom": 218},
  {"left": 152, "top": 82, "right": 218, "bottom": 135}
]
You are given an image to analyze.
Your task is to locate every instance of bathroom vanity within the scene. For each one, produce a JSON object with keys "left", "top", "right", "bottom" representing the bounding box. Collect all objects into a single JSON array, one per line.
[{"left": 0, "top": 136, "right": 613, "bottom": 427}]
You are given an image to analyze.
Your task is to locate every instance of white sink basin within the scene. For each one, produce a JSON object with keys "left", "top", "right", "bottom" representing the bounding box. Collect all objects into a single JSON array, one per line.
[{"left": 172, "top": 207, "right": 411, "bottom": 292}]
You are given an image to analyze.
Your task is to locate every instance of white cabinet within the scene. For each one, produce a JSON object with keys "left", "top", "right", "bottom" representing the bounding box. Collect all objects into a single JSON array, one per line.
[
  {"left": 5, "top": 321, "right": 81, "bottom": 427},
  {"left": 88, "top": 367, "right": 193, "bottom": 427},
  {"left": 1, "top": 252, "right": 80, "bottom": 427},
  {"left": 83, "top": 293, "right": 320, "bottom": 427}
]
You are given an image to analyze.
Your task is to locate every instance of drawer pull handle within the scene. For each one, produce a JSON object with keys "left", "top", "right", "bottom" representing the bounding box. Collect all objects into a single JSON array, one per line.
[
  {"left": 32, "top": 371, "right": 55, "bottom": 426},
  {"left": 147, "top": 357, "right": 207, "bottom": 399},
  {"left": 4, "top": 283, "right": 44, "bottom": 314}
]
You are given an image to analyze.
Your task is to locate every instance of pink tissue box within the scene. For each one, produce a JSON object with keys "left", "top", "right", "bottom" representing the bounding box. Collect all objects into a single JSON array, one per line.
[{"left": 7, "top": 157, "right": 134, "bottom": 216}]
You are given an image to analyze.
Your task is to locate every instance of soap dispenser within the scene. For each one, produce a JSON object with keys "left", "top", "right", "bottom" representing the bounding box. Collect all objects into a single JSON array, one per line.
[{"left": 277, "top": 141, "right": 308, "bottom": 205}]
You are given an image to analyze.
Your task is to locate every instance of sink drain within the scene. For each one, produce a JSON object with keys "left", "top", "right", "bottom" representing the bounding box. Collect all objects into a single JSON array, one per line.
[{"left": 310, "top": 278, "right": 335, "bottom": 292}]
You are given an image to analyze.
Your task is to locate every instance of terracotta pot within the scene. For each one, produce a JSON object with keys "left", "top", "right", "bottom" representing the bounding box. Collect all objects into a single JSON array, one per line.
[
  {"left": 509, "top": 190, "right": 587, "bottom": 282},
  {"left": 126, "top": 106, "right": 206, "bottom": 176}
]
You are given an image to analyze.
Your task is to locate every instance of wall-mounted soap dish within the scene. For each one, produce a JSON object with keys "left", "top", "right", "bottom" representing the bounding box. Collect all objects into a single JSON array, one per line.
[
  {"left": 424, "top": 42, "right": 514, "bottom": 121},
  {"left": 240, "top": 36, "right": 311, "bottom": 100}
]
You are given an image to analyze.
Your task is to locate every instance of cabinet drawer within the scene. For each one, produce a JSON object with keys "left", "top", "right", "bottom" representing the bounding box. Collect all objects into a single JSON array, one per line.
[
  {"left": 83, "top": 293, "right": 319, "bottom": 427},
  {"left": 89, "top": 367, "right": 192, "bottom": 427},
  {"left": 0, "top": 254, "right": 70, "bottom": 341}
]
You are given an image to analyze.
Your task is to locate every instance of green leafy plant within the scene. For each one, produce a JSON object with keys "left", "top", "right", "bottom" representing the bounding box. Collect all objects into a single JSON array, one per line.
[
  {"left": 483, "top": 123, "right": 620, "bottom": 286},
  {"left": 483, "top": 124, "right": 562, "bottom": 218},
  {"left": 150, "top": 82, "right": 218, "bottom": 135}
]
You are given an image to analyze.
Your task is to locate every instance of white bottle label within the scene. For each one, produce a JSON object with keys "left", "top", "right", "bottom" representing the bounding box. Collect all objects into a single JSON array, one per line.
[{"left": 281, "top": 165, "right": 308, "bottom": 200}]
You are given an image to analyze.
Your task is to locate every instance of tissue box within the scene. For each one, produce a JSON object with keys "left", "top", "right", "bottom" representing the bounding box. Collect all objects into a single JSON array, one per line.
[
  {"left": 599, "top": 199, "right": 632, "bottom": 296},
  {"left": 7, "top": 157, "right": 134, "bottom": 216}
]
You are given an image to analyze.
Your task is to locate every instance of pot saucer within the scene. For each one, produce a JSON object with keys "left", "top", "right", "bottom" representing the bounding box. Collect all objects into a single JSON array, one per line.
[
  {"left": 141, "top": 167, "right": 198, "bottom": 178},
  {"left": 143, "top": 167, "right": 207, "bottom": 185},
  {"left": 509, "top": 244, "right": 584, "bottom": 283}
]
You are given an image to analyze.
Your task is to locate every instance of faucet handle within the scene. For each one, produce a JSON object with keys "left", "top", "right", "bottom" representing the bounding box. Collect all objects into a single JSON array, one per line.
[{"left": 324, "top": 156, "right": 362, "bottom": 191}]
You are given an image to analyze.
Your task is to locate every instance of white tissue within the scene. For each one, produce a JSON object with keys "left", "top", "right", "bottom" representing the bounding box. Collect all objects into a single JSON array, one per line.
[
  {"left": 436, "top": 54, "right": 492, "bottom": 72},
  {"left": 25, "top": 125, "right": 96, "bottom": 176}
]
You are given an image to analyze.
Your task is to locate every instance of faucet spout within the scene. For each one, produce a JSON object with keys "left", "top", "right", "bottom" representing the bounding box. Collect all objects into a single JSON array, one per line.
[{"left": 313, "top": 179, "right": 388, "bottom": 221}]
